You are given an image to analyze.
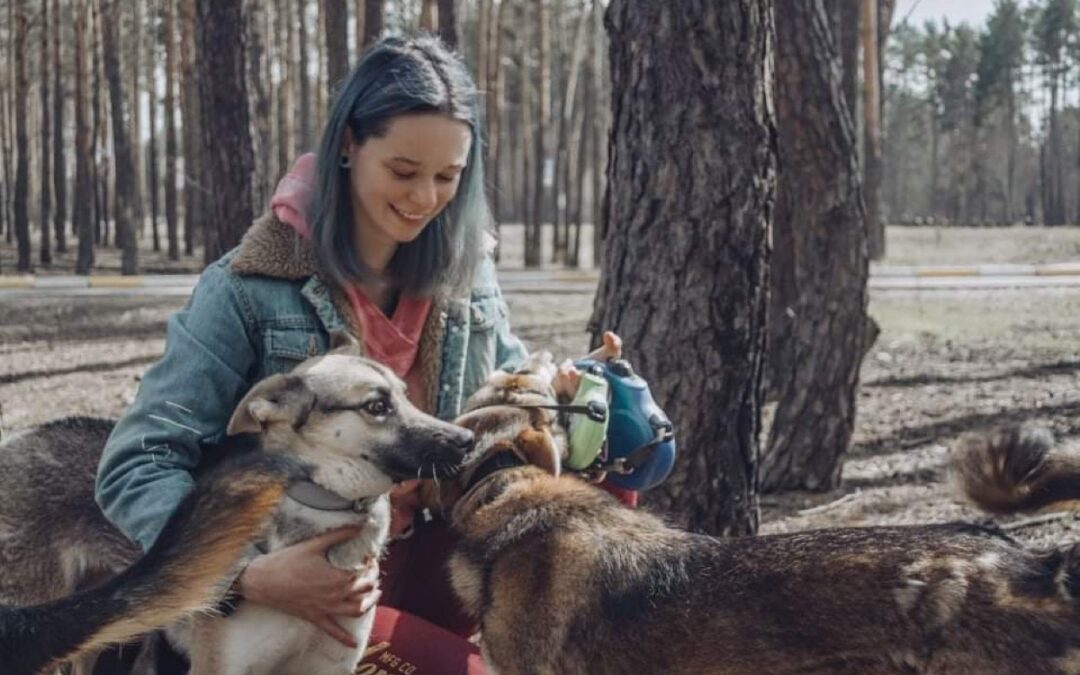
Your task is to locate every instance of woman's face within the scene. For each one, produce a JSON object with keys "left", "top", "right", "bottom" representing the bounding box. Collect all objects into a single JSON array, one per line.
[{"left": 344, "top": 113, "right": 472, "bottom": 248}]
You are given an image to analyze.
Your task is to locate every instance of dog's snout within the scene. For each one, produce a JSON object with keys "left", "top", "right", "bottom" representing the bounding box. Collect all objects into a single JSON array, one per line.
[{"left": 436, "top": 428, "right": 475, "bottom": 452}]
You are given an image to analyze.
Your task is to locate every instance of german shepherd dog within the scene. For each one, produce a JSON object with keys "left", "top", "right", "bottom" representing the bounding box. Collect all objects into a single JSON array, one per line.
[
  {"left": 425, "top": 353, "right": 1080, "bottom": 675},
  {"left": 0, "top": 341, "right": 474, "bottom": 675}
]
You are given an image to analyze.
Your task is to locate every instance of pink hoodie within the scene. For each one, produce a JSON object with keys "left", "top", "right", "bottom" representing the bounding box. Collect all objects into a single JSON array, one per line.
[{"left": 270, "top": 154, "right": 433, "bottom": 383}]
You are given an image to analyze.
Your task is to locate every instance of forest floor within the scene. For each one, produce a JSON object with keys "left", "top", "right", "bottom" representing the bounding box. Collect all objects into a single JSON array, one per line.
[{"left": 4, "top": 224, "right": 1080, "bottom": 550}]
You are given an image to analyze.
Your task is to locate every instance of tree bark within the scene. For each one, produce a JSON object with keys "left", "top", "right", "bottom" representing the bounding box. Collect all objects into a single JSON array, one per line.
[
  {"left": 825, "top": 0, "right": 859, "bottom": 117},
  {"left": 861, "top": 0, "right": 884, "bottom": 258},
  {"left": 101, "top": 0, "right": 140, "bottom": 274},
  {"left": 247, "top": 0, "right": 273, "bottom": 209},
  {"left": 129, "top": 0, "right": 146, "bottom": 233},
  {"left": 553, "top": 0, "right": 589, "bottom": 265},
  {"left": 195, "top": 0, "right": 254, "bottom": 262},
  {"left": 39, "top": 0, "right": 52, "bottom": 266},
  {"left": 438, "top": 0, "right": 457, "bottom": 48},
  {"left": 147, "top": 2, "right": 160, "bottom": 253},
  {"left": 324, "top": 0, "right": 348, "bottom": 93},
  {"left": 761, "top": 0, "right": 868, "bottom": 492},
  {"left": 419, "top": 0, "right": 436, "bottom": 32},
  {"left": 362, "top": 0, "right": 382, "bottom": 53},
  {"left": 164, "top": 0, "right": 179, "bottom": 259},
  {"left": 74, "top": 0, "right": 96, "bottom": 273},
  {"left": 276, "top": 0, "right": 294, "bottom": 180},
  {"left": 590, "top": 0, "right": 603, "bottom": 267},
  {"left": 296, "top": 0, "right": 311, "bottom": 153},
  {"left": 527, "top": 0, "right": 550, "bottom": 267},
  {"left": 592, "top": 0, "right": 774, "bottom": 536},
  {"left": 179, "top": 0, "right": 200, "bottom": 255},
  {"left": 51, "top": 0, "right": 66, "bottom": 254},
  {"left": 13, "top": 0, "right": 31, "bottom": 271},
  {"left": 486, "top": 0, "right": 507, "bottom": 226}
]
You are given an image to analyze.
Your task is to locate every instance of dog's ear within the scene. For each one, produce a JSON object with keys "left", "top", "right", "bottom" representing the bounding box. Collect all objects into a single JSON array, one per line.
[
  {"left": 328, "top": 330, "right": 362, "bottom": 356},
  {"left": 514, "top": 427, "right": 561, "bottom": 477},
  {"left": 227, "top": 374, "right": 317, "bottom": 436}
]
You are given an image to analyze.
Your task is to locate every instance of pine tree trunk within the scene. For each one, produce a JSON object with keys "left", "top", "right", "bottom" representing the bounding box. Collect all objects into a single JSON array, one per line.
[
  {"left": 164, "top": 0, "right": 179, "bottom": 260},
  {"left": 247, "top": 0, "right": 273, "bottom": 209},
  {"left": 589, "top": 0, "right": 603, "bottom": 267},
  {"left": 276, "top": 0, "right": 295, "bottom": 180},
  {"left": 74, "top": 0, "right": 95, "bottom": 273},
  {"left": 438, "top": 0, "right": 457, "bottom": 48},
  {"left": 196, "top": 0, "right": 254, "bottom": 261},
  {"left": 593, "top": 0, "right": 773, "bottom": 535},
  {"left": 91, "top": 0, "right": 105, "bottom": 247},
  {"left": 518, "top": 3, "right": 535, "bottom": 247},
  {"left": 129, "top": 0, "right": 146, "bottom": 234},
  {"left": 39, "top": 0, "right": 52, "bottom": 266},
  {"left": 420, "top": 0, "right": 436, "bottom": 32},
  {"left": 296, "top": 0, "right": 311, "bottom": 153},
  {"left": 527, "top": 0, "right": 549, "bottom": 268},
  {"left": 487, "top": 0, "right": 507, "bottom": 227},
  {"left": 553, "top": 1, "right": 588, "bottom": 266},
  {"left": 325, "top": 0, "right": 348, "bottom": 94},
  {"left": 861, "top": 0, "right": 884, "bottom": 257},
  {"left": 101, "top": 0, "right": 139, "bottom": 274},
  {"left": 825, "top": 0, "right": 859, "bottom": 117},
  {"left": 362, "top": 0, "right": 382, "bottom": 51},
  {"left": 477, "top": 0, "right": 490, "bottom": 94},
  {"left": 51, "top": 0, "right": 66, "bottom": 254},
  {"left": 13, "top": 0, "right": 31, "bottom": 271},
  {"left": 147, "top": 7, "right": 160, "bottom": 253},
  {"left": 760, "top": 0, "right": 868, "bottom": 492},
  {"left": 180, "top": 0, "right": 201, "bottom": 255}
]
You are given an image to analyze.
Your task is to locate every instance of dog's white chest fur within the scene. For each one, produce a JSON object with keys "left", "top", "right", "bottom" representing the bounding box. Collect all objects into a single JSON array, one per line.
[{"left": 188, "top": 494, "right": 390, "bottom": 675}]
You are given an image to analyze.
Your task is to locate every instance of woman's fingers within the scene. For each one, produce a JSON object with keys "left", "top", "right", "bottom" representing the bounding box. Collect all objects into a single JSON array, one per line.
[
  {"left": 304, "top": 526, "right": 364, "bottom": 554},
  {"left": 314, "top": 615, "right": 359, "bottom": 648},
  {"left": 584, "top": 331, "right": 623, "bottom": 362}
]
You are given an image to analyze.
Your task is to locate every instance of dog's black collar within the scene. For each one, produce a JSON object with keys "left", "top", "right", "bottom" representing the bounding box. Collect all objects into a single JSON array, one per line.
[
  {"left": 466, "top": 452, "right": 527, "bottom": 493},
  {"left": 287, "top": 481, "right": 372, "bottom": 512}
]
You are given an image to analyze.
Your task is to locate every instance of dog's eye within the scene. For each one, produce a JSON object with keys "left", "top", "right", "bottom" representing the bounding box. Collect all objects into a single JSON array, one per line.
[{"left": 362, "top": 399, "right": 392, "bottom": 417}]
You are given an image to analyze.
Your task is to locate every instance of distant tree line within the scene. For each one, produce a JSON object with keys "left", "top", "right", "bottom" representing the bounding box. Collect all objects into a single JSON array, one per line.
[
  {"left": 883, "top": 0, "right": 1080, "bottom": 227},
  {"left": 0, "top": 0, "right": 610, "bottom": 273}
]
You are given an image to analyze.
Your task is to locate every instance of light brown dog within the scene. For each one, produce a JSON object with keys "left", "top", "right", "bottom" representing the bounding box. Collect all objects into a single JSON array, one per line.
[{"left": 428, "top": 357, "right": 1080, "bottom": 675}]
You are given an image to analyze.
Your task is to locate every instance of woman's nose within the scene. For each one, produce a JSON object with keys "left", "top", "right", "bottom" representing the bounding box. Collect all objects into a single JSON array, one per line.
[{"left": 409, "top": 180, "right": 438, "bottom": 212}]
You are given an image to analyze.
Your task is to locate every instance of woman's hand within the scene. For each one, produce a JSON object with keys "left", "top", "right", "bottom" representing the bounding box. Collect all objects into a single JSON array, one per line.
[
  {"left": 238, "top": 527, "right": 381, "bottom": 648},
  {"left": 554, "top": 331, "right": 623, "bottom": 399}
]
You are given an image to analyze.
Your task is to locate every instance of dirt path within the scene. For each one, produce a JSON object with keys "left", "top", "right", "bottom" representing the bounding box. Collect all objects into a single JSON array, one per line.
[{"left": 3, "top": 284, "right": 1080, "bottom": 549}]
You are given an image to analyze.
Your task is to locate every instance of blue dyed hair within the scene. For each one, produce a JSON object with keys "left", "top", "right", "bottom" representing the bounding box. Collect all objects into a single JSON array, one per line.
[{"left": 310, "top": 35, "right": 488, "bottom": 296}]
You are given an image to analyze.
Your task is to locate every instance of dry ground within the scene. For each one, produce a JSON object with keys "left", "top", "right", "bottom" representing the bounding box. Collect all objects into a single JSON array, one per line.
[{"left": 4, "top": 225, "right": 1080, "bottom": 549}]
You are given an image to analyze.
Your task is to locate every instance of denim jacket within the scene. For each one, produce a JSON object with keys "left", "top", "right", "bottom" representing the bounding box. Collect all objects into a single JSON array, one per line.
[{"left": 96, "top": 215, "right": 527, "bottom": 551}]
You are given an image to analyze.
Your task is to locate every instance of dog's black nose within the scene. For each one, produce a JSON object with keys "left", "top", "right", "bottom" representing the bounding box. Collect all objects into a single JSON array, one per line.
[{"left": 436, "top": 428, "right": 474, "bottom": 451}]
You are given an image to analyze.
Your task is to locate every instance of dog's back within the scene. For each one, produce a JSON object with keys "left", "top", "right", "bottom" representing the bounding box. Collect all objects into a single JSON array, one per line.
[
  {"left": 0, "top": 453, "right": 296, "bottom": 675},
  {"left": 0, "top": 418, "right": 139, "bottom": 606},
  {"left": 454, "top": 466, "right": 1080, "bottom": 675}
]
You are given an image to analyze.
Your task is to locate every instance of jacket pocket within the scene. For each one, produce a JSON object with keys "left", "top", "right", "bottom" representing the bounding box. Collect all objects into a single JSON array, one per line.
[
  {"left": 263, "top": 325, "right": 323, "bottom": 375},
  {"left": 462, "top": 298, "right": 503, "bottom": 398}
]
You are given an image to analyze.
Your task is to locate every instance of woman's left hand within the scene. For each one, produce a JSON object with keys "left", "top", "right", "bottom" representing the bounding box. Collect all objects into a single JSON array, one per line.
[{"left": 554, "top": 331, "right": 623, "bottom": 399}]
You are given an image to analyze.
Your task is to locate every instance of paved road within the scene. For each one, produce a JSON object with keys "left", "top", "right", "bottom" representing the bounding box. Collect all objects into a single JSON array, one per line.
[{"left": 5, "top": 264, "right": 1080, "bottom": 296}]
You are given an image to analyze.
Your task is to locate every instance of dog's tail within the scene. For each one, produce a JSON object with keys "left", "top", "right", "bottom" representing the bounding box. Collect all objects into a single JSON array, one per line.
[
  {"left": 0, "top": 453, "right": 301, "bottom": 675},
  {"left": 952, "top": 423, "right": 1080, "bottom": 515}
]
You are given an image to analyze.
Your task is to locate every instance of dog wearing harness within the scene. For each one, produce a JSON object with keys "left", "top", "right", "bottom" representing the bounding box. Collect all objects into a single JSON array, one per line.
[{"left": 427, "top": 352, "right": 1080, "bottom": 675}]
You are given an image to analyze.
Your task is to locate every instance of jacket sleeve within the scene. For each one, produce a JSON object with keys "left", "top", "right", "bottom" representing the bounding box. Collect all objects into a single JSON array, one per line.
[{"left": 95, "top": 262, "right": 258, "bottom": 552}]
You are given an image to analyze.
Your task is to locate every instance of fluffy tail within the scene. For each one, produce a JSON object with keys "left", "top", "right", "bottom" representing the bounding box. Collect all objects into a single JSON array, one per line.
[
  {"left": 952, "top": 423, "right": 1080, "bottom": 515},
  {"left": 0, "top": 453, "right": 302, "bottom": 675}
]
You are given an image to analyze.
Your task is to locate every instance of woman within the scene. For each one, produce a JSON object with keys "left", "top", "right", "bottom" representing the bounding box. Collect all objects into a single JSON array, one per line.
[{"left": 96, "top": 35, "right": 621, "bottom": 673}]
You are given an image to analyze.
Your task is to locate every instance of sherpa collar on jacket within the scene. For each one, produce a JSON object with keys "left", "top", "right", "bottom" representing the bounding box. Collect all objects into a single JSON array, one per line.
[{"left": 228, "top": 213, "right": 448, "bottom": 415}]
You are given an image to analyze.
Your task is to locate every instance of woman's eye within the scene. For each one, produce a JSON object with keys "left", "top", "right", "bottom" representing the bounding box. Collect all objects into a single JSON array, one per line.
[
  {"left": 391, "top": 169, "right": 416, "bottom": 180},
  {"left": 436, "top": 174, "right": 456, "bottom": 184},
  {"left": 363, "top": 399, "right": 392, "bottom": 416}
]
